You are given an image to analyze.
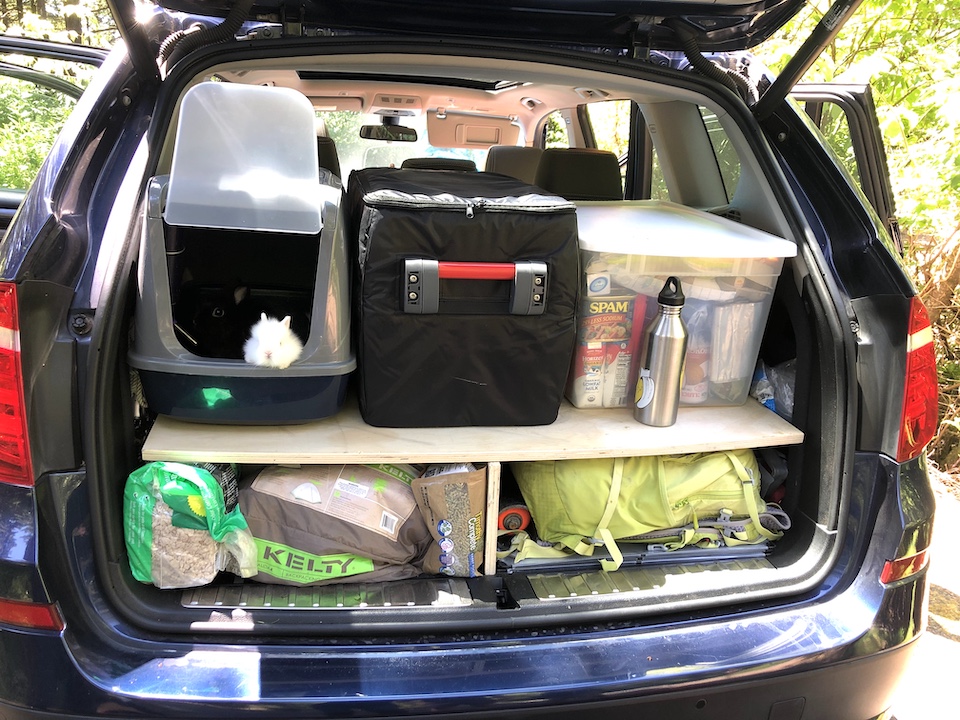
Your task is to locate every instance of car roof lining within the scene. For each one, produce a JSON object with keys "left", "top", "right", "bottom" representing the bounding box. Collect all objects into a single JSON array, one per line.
[
  {"left": 153, "top": 51, "right": 796, "bottom": 245},
  {"left": 157, "top": 53, "right": 699, "bottom": 173}
]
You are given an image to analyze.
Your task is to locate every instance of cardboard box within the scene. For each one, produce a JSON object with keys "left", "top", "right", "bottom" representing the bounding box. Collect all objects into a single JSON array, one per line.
[{"left": 566, "top": 294, "right": 647, "bottom": 408}]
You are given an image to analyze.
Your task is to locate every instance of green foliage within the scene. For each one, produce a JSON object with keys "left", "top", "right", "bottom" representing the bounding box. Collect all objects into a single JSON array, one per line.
[
  {"left": 321, "top": 111, "right": 365, "bottom": 160},
  {"left": 1, "top": 3, "right": 118, "bottom": 47},
  {"left": 0, "top": 76, "right": 75, "bottom": 188},
  {"left": 0, "top": 52, "right": 92, "bottom": 190},
  {"left": 816, "top": 103, "right": 861, "bottom": 185},
  {"left": 586, "top": 101, "right": 630, "bottom": 156},
  {"left": 0, "top": 2, "right": 114, "bottom": 189},
  {"left": 766, "top": 0, "right": 960, "bottom": 238},
  {"left": 543, "top": 111, "right": 568, "bottom": 148}
]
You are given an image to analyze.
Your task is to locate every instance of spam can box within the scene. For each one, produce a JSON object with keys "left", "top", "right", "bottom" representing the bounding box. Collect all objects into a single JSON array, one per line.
[{"left": 566, "top": 294, "right": 647, "bottom": 408}]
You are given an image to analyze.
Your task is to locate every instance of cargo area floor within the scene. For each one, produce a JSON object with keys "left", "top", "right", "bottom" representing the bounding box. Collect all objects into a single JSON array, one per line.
[{"left": 181, "top": 548, "right": 774, "bottom": 611}]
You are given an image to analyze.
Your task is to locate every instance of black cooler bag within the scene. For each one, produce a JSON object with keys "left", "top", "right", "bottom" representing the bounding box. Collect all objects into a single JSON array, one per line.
[{"left": 349, "top": 168, "right": 580, "bottom": 427}]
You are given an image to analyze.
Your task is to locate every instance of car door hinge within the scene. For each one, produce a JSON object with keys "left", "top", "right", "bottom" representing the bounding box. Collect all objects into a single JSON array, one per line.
[
  {"left": 628, "top": 20, "right": 655, "bottom": 61},
  {"left": 888, "top": 217, "right": 903, "bottom": 255},
  {"left": 281, "top": 1, "right": 305, "bottom": 37}
]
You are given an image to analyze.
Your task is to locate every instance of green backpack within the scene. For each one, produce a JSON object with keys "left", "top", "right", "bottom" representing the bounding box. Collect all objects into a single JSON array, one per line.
[{"left": 510, "top": 449, "right": 788, "bottom": 571}]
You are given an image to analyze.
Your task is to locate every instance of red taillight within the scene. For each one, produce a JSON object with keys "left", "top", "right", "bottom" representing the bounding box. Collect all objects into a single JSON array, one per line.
[
  {"left": 897, "top": 297, "right": 939, "bottom": 463},
  {"left": 0, "top": 598, "right": 64, "bottom": 631},
  {"left": 0, "top": 283, "right": 33, "bottom": 486},
  {"left": 880, "top": 550, "right": 929, "bottom": 584}
]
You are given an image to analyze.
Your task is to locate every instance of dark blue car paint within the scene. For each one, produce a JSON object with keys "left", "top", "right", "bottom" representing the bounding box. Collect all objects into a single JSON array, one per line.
[
  {"left": 765, "top": 106, "right": 915, "bottom": 459},
  {"left": 0, "top": 483, "right": 47, "bottom": 605},
  {"left": 131, "top": 0, "right": 811, "bottom": 53}
]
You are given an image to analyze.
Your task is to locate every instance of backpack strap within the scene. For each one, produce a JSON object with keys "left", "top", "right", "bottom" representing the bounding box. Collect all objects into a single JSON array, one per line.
[
  {"left": 525, "top": 457, "right": 627, "bottom": 571},
  {"left": 501, "top": 530, "right": 571, "bottom": 562},
  {"left": 567, "top": 456, "right": 625, "bottom": 571},
  {"left": 724, "top": 451, "right": 783, "bottom": 543}
]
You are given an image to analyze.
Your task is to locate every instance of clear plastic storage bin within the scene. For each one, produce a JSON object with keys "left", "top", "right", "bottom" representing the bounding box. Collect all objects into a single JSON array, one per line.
[{"left": 568, "top": 201, "right": 797, "bottom": 408}]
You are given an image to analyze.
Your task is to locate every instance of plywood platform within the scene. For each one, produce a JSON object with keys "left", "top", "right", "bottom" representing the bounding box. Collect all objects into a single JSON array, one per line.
[{"left": 142, "top": 398, "right": 803, "bottom": 465}]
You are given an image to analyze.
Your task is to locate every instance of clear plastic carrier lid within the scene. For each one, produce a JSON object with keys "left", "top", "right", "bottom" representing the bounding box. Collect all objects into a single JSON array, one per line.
[
  {"left": 164, "top": 82, "right": 324, "bottom": 235},
  {"left": 575, "top": 201, "right": 797, "bottom": 259}
]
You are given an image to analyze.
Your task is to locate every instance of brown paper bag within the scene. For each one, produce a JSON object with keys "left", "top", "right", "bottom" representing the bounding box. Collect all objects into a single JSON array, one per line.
[{"left": 412, "top": 468, "right": 486, "bottom": 577}]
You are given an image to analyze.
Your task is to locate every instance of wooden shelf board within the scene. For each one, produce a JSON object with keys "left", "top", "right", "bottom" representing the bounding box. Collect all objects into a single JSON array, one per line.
[{"left": 142, "top": 398, "right": 803, "bottom": 465}]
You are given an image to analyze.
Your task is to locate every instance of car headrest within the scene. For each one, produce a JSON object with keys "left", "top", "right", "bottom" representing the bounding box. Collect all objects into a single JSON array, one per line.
[
  {"left": 316, "top": 136, "right": 342, "bottom": 179},
  {"left": 534, "top": 148, "right": 622, "bottom": 201},
  {"left": 484, "top": 146, "right": 544, "bottom": 185},
  {"left": 400, "top": 157, "right": 478, "bottom": 171}
]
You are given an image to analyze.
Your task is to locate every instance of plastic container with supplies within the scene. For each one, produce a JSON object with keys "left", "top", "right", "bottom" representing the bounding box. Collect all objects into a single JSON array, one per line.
[
  {"left": 572, "top": 201, "right": 796, "bottom": 408},
  {"left": 128, "top": 83, "right": 355, "bottom": 424}
]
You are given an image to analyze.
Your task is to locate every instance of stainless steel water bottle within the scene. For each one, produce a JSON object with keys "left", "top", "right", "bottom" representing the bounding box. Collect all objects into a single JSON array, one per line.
[{"left": 634, "top": 276, "right": 688, "bottom": 427}]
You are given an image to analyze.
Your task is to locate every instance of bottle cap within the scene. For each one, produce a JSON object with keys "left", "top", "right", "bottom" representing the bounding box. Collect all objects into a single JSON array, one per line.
[{"left": 658, "top": 276, "right": 685, "bottom": 307}]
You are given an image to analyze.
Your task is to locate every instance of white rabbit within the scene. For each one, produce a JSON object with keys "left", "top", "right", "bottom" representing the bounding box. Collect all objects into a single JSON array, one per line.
[{"left": 243, "top": 313, "right": 304, "bottom": 369}]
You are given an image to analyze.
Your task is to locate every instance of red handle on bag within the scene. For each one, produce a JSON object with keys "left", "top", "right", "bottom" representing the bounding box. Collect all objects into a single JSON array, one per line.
[
  {"left": 404, "top": 258, "right": 547, "bottom": 315},
  {"left": 437, "top": 261, "right": 516, "bottom": 280}
]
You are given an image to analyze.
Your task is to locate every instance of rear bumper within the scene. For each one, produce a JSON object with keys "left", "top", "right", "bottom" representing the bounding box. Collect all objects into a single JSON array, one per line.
[
  {"left": 0, "top": 536, "right": 929, "bottom": 719},
  {"left": 0, "top": 625, "right": 921, "bottom": 720}
]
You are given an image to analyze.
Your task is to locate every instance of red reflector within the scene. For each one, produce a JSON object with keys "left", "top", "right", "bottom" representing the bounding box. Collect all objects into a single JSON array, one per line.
[
  {"left": 897, "top": 297, "right": 939, "bottom": 463},
  {"left": 880, "top": 550, "right": 929, "bottom": 584},
  {"left": 0, "top": 283, "right": 32, "bottom": 486},
  {"left": 0, "top": 598, "right": 64, "bottom": 631}
]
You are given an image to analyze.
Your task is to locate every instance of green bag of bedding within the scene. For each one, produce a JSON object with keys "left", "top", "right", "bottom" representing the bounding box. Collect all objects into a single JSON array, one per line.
[{"left": 123, "top": 461, "right": 257, "bottom": 588}]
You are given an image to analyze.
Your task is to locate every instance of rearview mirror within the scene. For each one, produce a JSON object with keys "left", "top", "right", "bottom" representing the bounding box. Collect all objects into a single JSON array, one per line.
[{"left": 359, "top": 124, "right": 418, "bottom": 142}]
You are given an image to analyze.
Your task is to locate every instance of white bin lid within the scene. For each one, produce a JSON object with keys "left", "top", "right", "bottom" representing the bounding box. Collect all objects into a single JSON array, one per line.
[
  {"left": 164, "top": 83, "right": 323, "bottom": 234},
  {"left": 575, "top": 201, "right": 797, "bottom": 258}
]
